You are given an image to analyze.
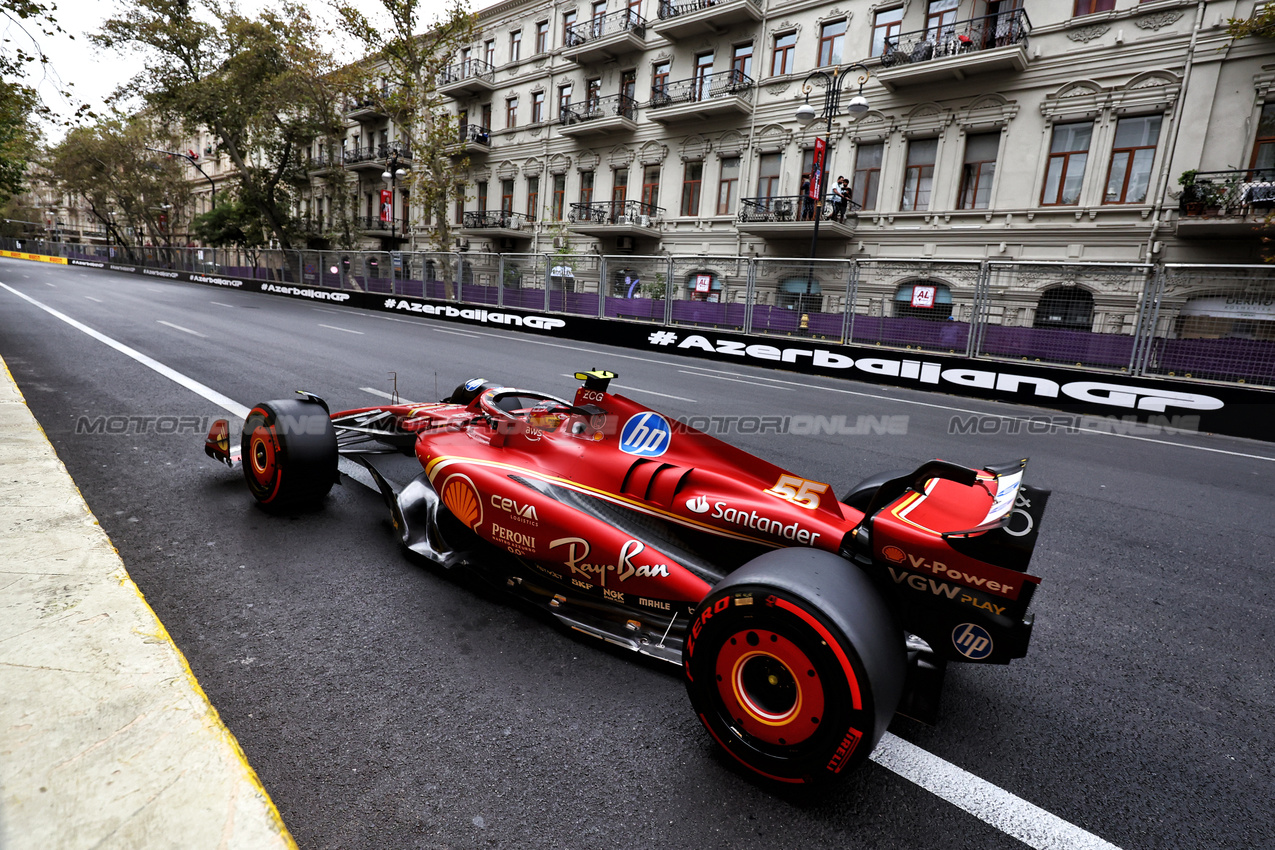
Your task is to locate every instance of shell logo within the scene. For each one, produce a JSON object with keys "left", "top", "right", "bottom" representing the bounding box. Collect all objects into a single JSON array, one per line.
[
  {"left": 441, "top": 474, "right": 483, "bottom": 529},
  {"left": 881, "top": 545, "right": 907, "bottom": 563}
]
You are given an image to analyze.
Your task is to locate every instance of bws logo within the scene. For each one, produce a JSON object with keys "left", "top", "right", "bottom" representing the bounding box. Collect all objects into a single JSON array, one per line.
[
  {"left": 619, "top": 412, "right": 672, "bottom": 457},
  {"left": 952, "top": 623, "right": 994, "bottom": 660}
]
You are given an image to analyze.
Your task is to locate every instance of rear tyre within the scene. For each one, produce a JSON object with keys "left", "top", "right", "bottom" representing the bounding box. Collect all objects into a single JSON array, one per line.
[
  {"left": 241, "top": 398, "right": 338, "bottom": 511},
  {"left": 683, "top": 548, "right": 906, "bottom": 785}
]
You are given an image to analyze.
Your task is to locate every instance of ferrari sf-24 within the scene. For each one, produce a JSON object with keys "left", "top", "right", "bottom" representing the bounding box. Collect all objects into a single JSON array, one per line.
[{"left": 204, "top": 369, "right": 1050, "bottom": 784}]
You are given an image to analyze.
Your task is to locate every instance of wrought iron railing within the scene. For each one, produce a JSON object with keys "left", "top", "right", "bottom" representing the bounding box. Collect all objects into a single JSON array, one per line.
[
  {"left": 738, "top": 194, "right": 860, "bottom": 223},
  {"left": 657, "top": 0, "right": 760, "bottom": 20},
  {"left": 567, "top": 199, "right": 663, "bottom": 225},
  {"left": 357, "top": 216, "right": 393, "bottom": 231},
  {"left": 309, "top": 147, "right": 341, "bottom": 169},
  {"left": 565, "top": 9, "right": 646, "bottom": 46},
  {"left": 1179, "top": 168, "right": 1275, "bottom": 218},
  {"left": 462, "top": 210, "right": 532, "bottom": 229},
  {"left": 881, "top": 8, "right": 1030, "bottom": 67},
  {"left": 456, "top": 124, "right": 493, "bottom": 146},
  {"left": 440, "top": 59, "right": 494, "bottom": 85},
  {"left": 648, "top": 68, "right": 754, "bottom": 108},
  {"left": 343, "top": 141, "right": 413, "bottom": 165},
  {"left": 345, "top": 87, "right": 391, "bottom": 113},
  {"left": 559, "top": 93, "right": 638, "bottom": 125}
]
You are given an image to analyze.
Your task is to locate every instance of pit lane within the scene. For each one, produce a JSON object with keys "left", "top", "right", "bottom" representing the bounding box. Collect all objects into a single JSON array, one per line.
[{"left": 2, "top": 256, "right": 1272, "bottom": 849}]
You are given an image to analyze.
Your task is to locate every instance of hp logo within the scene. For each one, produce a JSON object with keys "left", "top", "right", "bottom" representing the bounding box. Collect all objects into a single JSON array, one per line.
[
  {"left": 619, "top": 412, "right": 672, "bottom": 457},
  {"left": 952, "top": 623, "right": 994, "bottom": 660}
]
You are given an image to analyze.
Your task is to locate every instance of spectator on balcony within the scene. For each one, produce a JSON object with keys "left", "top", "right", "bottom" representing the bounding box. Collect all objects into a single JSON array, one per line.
[
  {"left": 832, "top": 177, "right": 849, "bottom": 223},
  {"left": 800, "top": 177, "right": 814, "bottom": 220}
]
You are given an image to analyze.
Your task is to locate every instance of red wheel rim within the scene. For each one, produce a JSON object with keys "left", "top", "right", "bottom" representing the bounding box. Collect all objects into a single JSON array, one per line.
[
  {"left": 247, "top": 425, "right": 281, "bottom": 500},
  {"left": 714, "top": 629, "right": 825, "bottom": 747}
]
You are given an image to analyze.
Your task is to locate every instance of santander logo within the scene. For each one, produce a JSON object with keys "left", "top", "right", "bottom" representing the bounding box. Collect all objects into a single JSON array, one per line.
[{"left": 685, "top": 495, "right": 710, "bottom": 514}]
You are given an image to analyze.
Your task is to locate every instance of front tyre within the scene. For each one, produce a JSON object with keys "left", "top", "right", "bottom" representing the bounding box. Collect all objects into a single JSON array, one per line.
[
  {"left": 684, "top": 549, "right": 906, "bottom": 784},
  {"left": 241, "top": 398, "right": 338, "bottom": 511}
]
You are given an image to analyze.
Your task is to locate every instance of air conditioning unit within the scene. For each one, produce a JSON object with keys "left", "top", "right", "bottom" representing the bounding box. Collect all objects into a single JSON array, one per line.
[
  {"left": 637, "top": 215, "right": 652, "bottom": 227},
  {"left": 508, "top": 218, "right": 522, "bottom": 229},
  {"left": 616, "top": 214, "right": 632, "bottom": 225},
  {"left": 553, "top": 236, "right": 567, "bottom": 248},
  {"left": 617, "top": 236, "right": 634, "bottom": 251}
]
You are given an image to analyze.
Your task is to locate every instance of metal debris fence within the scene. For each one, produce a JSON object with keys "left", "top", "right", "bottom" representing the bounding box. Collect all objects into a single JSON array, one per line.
[{"left": 5, "top": 237, "right": 1272, "bottom": 389}]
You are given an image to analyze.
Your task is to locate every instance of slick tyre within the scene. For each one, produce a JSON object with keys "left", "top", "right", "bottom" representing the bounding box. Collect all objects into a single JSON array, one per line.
[
  {"left": 241, "top": 398, "right": 338, "bottom": 511},
  {"left": 684, "top": 548, "right": 906, "bottom": 785}
]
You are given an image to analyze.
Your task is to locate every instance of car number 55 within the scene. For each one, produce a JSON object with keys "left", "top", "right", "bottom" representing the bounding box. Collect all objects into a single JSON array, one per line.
[{"left": 764, "top": 474, "right": 830, "bottom": 510}]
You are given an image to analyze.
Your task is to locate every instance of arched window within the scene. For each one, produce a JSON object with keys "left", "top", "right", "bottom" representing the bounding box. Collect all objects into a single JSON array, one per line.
[
  {"left": 1033, "top": 286, "right": 1093, "bottom": 331},
  {"left": 893, "top": 281, "right": 952, "bottom": 321},
  {"left": 777, "top": 277, "right": 822, "bottom": 312}
]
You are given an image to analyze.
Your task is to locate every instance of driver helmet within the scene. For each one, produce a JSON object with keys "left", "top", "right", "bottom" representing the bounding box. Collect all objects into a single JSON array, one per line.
[{"left": 527, "top": 400, "right": 567, "bottom": 431}]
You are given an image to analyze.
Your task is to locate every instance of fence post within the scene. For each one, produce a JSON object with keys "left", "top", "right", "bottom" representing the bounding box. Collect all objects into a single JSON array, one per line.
[
  {"left": 1129, "top": 264, "right": 1167, "bottom": 377},
  {"left": 663, "top": 255, "right": 674, "bottom": 325},
  {"left": 597, "top": 254, "right": 608, "bottom": 318},
  {"left": 843, "top": 261, "right": 859, "bottom": 344},
  {"left": 743, "top": 257, "right": 757, "bottom": 334},
  {"left": 967, "top": 260, "right": 992, "bottom": 358}
]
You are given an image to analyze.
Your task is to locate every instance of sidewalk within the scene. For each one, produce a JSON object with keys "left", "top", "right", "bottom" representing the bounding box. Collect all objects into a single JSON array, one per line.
[{"left": 0, "top": 355, "right": 295, "bottom": 849}]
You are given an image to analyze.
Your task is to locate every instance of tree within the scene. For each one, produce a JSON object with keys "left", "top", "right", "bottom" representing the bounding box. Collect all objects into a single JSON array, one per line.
[
  {"left": 332, "top": 0, "right": 475, "bottom": 263},
  {"left": 191, "top": 196, "right": 272, "bottom": 264},
  {"left": 1227, "top": 7, "right": 1275, "bottom": 40},
  {"left": 93, "top": 0, "right": 350, "bottom": 251},
  {"left": 0, "top": 1, "right": 61, "bottom": 202},
  {"left": 47, "top": 115, "right": 191, "bottom": 259}
]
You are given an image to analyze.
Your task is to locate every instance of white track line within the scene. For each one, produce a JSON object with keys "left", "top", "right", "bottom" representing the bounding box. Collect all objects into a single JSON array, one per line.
[
  {"left": 871, "top": 733, "right": 1120, "bottom": 849},
  {"left": 157, "top": 320, "right": 207, "bottom": 338},
  {"left": 85, "top": 296, "right": 103, "bottom": 303},
  {"left": 0, "top": 281, "right": 1124, "bottom": 848},
  {"left": 360, "top": 387, "right": 420, "bottom": 405},
  {"left": 678, "top": 369, "right": 795, "bottom": 391},
  {"left": 318, "top": 323, "right": 363, "bottom": 335}
]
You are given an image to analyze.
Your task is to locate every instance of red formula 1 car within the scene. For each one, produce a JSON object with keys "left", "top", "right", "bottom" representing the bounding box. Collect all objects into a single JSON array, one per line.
[{"left": 204, "top": 370, "right": 1050, "bottom": 784}]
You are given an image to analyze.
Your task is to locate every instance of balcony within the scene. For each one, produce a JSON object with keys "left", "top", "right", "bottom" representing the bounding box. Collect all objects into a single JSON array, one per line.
[
  {"left": 557, "top": 94, "right": 638, "bottom": 137},
  {"left": 307, "top": 148, "right": 342, "bottom": 175},
  {"left": 562, "top": 10, "right": 646, "bottom": 64},
  {"left": 445, "top": 124, "right": 493, "bottom": 158},
  {"left": 567, "top": 200, "right": 663, "bottom": 237},
  {"left": 438, "top": 59, "right": 496, "bottom": 99},
  {"left": 1176, "top": 168, "right": 1275, "bottom": 238},
  {"left": 345, "top": 88, "right": 390, "bottom": 119},
  {"left": 460, "top": 210, "right": 533, "bottom": 239},
  {"left": 735, "top": 194, "right": 859, "bottom": 239},
  {"left": 652, "top": 0, "right": 762, "bottom": 41},
  {"left": 874, "top": 9, "right": 1030, "bottom": 91},
  {"left": 647, "top": 69, "right": 753, "bottom": 125},
  {"left": 343, "top": 141, "right": 413, "bottom": 171}
]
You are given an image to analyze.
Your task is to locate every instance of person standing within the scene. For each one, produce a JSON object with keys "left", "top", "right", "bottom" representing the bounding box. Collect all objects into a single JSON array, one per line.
[{"left": 831, "top": 177, "right": 847, "bottom": 223}]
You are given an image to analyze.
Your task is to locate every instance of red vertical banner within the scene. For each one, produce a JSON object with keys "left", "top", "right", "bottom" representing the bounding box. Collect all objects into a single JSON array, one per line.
[
  {"left": 810, "top": 137, "right": 826, "bottom": 199},
  {"left": 380, "top": 189, "right": 392, "bottom": 222}
]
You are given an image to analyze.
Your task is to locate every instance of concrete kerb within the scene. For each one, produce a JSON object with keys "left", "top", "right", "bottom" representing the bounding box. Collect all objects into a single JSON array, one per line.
[{"left": 0, "top": 355, "right": 295, "bottom": 850}]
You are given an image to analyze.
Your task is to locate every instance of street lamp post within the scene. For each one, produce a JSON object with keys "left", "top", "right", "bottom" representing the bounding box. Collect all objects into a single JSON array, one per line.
[
  {"left": 794, "top": 63, "right": 871, "bottom": 264},
  {"left": 145, "top": 147, "right": 217, "bottom": 211},
  {"left": 381, "top": 153, "right": 409, "bottom": 242}
]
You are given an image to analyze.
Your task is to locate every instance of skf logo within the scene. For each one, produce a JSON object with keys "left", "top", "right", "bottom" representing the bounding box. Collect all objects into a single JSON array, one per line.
[
  {"left": 952, "top": 623, "right": 994, "bottom": 660},
  {"left": 881, "top": 545, "right": 906, "bottom": 563}
]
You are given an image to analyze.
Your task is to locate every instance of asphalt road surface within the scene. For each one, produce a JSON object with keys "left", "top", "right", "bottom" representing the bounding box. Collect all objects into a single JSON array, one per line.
[{"left": 2, "top": 256, "right": 1272, "bottom": 850}]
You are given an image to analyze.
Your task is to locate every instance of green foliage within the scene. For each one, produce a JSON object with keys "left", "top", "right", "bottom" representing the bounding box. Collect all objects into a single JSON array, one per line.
[
  {"left": 332, "top": 0, "right": 475, "bottom": 252},
  {"left": 47, "top": 115, "right": 191, "bottom": 251},
  {"left": 92, "top": 0, "right": 348, "bottom": 249},
  {"left": 191, "top": 197, "right": 270, "bottom": 251},
  {"left": 1227, "top": 7, "right": 1275, "bottom": 39}
]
